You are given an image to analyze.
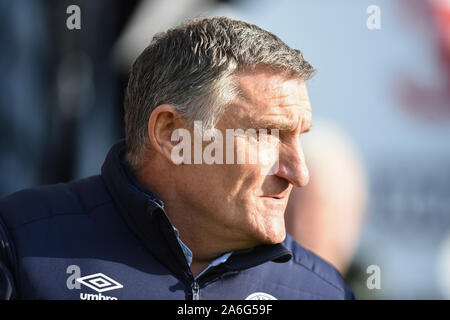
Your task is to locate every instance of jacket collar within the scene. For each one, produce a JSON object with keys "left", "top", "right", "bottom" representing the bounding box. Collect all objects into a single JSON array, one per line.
[{"left": 101, "top": 141, "right": 292, "bottom": 284}]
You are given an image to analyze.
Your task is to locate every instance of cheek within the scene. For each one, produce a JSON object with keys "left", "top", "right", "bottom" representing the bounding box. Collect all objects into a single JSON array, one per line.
[
  {"left": 234, "top": 134, "right": 280, "bottom": 177},
  {"left": 186, "top": 163, "right": 247, "bottom": 206},
  {"left": 258, "top": 135, "right": 280, "bottom": 176}
]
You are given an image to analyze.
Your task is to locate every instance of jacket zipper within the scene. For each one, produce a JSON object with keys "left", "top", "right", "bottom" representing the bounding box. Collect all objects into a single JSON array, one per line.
[{"left": 191, "top": 281, "right": 200, "bottom": 300}]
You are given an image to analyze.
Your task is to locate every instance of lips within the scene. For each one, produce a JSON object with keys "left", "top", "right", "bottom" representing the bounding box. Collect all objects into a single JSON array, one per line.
[
  {"left": 260, "top": 192, "right": 289, "bottom": 200},
  {"left": 258, "top": 196, "right": 287, "bottom": 211},
  {"left": 262, "top": 196, "right": 284, "bottom": 200},
  {"left": 258, "top": 185, "right": 291, "bottom": 201}
]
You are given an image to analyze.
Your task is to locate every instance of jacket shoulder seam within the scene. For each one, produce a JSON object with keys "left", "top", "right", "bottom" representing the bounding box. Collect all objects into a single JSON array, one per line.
[{"left": 290, "top": 258, "right": 346, "bottom": 295}]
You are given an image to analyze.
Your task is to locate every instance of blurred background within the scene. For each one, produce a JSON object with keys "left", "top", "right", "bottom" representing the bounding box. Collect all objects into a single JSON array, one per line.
[{"left": 1, "top": 0, "right": 449, "bottom": 299}]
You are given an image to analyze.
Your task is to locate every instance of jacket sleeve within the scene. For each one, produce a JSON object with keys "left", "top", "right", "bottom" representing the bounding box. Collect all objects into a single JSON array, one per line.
[{"left": 0, "top": 215, "right": 16, "bottom": 300}]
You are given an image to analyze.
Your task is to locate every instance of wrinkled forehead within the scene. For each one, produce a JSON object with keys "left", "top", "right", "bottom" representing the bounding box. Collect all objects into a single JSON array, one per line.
[
  {"left": 222, "top": 71, "right": 311, "bottom": 130},
  {"left": 236, "top": 71, "right": 310, "bottom": 110}
]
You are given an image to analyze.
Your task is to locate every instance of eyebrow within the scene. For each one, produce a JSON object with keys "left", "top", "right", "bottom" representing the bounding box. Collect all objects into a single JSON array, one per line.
[
  {"left": 302, "top": 124, "right": 312, "bottom": 133},
  {"left": 249, "top": 117, "right": 312, "bottom": 133}
]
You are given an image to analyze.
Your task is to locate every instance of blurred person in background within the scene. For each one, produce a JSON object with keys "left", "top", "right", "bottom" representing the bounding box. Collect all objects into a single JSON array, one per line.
[
  {"left": 285, "top": 122, "right": 368, "bottom": 276},
  {"left": 0, "top": 17, "right": 354, "bottom": 300}
]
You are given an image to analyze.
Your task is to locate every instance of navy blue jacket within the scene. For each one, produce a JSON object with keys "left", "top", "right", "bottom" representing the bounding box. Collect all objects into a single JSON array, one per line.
[{"left": 0, "top": 142, "right": 355, "bottom": 300}]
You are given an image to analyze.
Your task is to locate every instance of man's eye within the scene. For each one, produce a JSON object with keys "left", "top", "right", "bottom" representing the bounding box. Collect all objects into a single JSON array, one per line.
[{"left": 256, "top": 130, "right": 273, "bottom": 140}]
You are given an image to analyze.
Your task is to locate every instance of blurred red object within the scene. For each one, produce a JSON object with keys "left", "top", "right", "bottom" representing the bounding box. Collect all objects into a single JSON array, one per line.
[
  {"left": 397, "top": 0, "right": 450, "bottom": 120},
  {"left": 430, "top": 0, "right": 450, "bottom": 80}
]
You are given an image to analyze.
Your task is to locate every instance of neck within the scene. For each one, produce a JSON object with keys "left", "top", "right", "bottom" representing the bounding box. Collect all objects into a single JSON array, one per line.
[
  {"left": 135, "top": 164, "right": 236, "bottom": 276},
  {"left": 164, "top": 197, "right": 229, "bottom": 261}
]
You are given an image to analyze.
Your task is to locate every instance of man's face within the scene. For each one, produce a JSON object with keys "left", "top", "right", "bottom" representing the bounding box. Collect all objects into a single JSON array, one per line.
[{"left": 175, "top": 69, "right": 312, "bottom": 248}]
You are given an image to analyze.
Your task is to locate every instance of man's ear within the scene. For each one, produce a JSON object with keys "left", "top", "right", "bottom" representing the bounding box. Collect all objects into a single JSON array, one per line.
[{"left": 147, "top": 104, "right": 183, "bottom": 163}]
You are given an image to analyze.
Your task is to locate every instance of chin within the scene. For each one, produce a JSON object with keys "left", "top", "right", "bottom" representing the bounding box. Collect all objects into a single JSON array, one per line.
[
  {"left": 243, "top": 198, "right": 288, "bottom": 246},
  {"left": 252, "top": 199, "right": 288, "bottom": 242},
  {"left": 265, "top": 229, "right": 287, "bottom": 245},
  {"left": 256, "top": 222, "right": 287, "bottom": 245}
]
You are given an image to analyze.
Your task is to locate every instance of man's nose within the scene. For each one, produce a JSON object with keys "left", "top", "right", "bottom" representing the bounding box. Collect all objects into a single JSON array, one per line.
[{"left": 276, "top": 140, "right": 310, "bottom": 188}]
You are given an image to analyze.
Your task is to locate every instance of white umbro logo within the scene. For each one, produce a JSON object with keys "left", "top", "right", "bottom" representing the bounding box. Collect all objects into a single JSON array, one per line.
[{"left": 76, "top": 273, "right": 123, "bottom": 293}]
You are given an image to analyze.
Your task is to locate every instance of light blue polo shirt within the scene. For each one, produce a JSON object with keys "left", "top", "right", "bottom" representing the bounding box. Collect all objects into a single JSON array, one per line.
[{"left": 173, "top": 227, "right": 233, "bottom": 279}]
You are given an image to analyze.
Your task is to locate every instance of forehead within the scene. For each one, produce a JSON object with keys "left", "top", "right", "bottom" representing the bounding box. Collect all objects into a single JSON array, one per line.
[
  {"left": 224, "top": 70, "right": 311, "bottom": 128},
  {"left": 238, "top": 71, "right": 309, "bottom": 106}
]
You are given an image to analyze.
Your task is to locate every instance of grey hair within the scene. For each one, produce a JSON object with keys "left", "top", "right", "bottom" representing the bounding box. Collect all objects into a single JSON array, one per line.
[{"left": 124, "top": 16, "right": 315, "bottom": 170}]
